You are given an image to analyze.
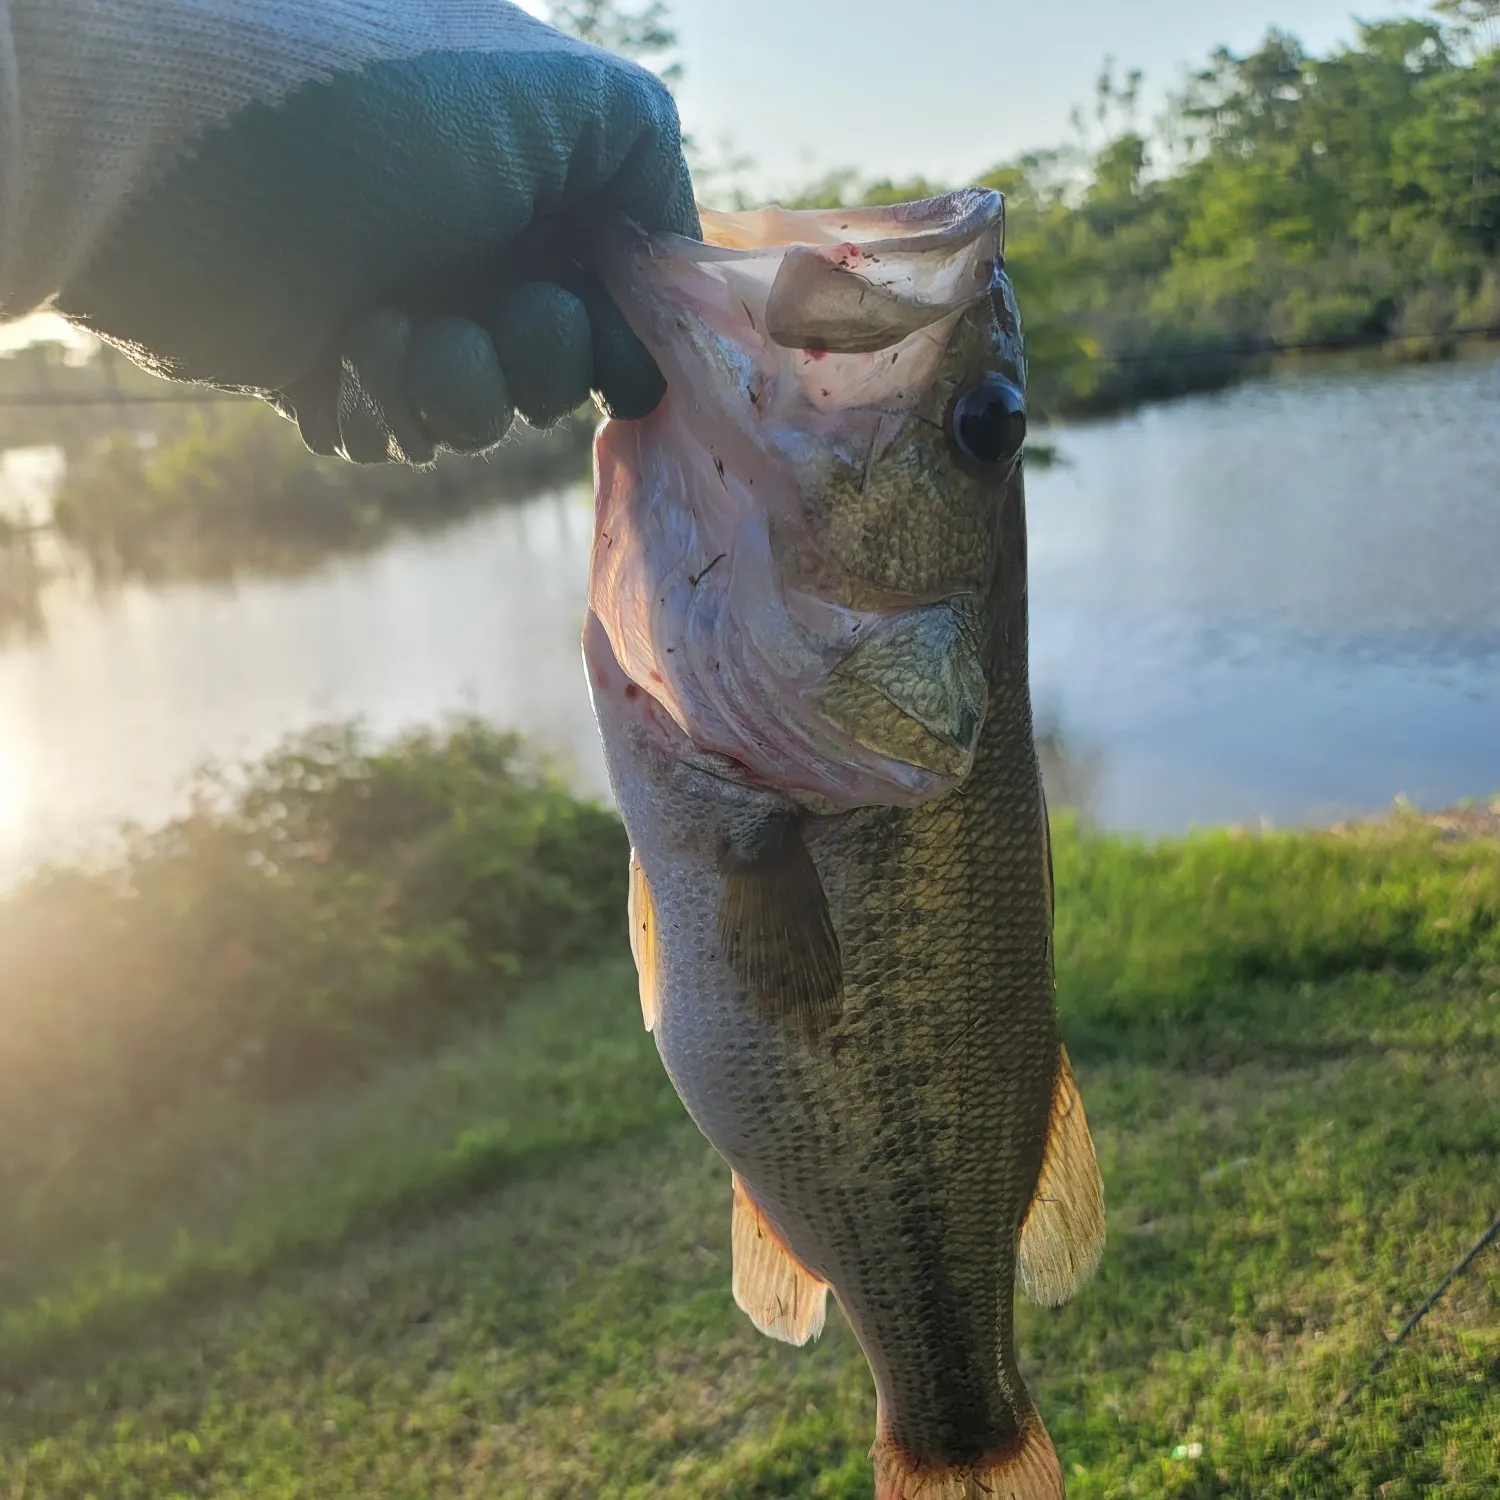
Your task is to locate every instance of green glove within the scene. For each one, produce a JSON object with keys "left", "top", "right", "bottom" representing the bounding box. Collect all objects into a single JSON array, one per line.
[{"left": 54, "top": 18, "right": 698, "bottom": 464}]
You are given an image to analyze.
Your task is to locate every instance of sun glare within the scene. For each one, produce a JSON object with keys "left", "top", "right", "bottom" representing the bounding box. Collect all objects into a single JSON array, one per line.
[
  {"left": 0, "top": 312, "right": 90, "bottom": 355},
  {"left": 0, "top": 736, "right": 30, "bottom": 853}
]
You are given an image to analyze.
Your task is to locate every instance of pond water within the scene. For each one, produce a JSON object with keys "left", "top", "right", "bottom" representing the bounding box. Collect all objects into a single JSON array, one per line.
[{"left": 1, "top": 354, "right": 1497, "bottom": 882}]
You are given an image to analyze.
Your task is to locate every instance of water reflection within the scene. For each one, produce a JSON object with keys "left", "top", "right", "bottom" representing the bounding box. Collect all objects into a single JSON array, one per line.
[
  {"left": 0, "top": 355, "right": 1496, "bottom": 880},
  {"left": 0, "top": 535, "right": 45, "bottom": 644},
  {"left": 0, "top": 447, "right": 64, "bottom": 645},
  {"left": 0, "top": 490, "right": 608, "bottom": 880}
]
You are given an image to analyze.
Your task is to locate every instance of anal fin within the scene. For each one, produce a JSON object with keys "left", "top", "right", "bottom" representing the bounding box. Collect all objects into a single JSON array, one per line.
[
  {"left": 627, "top": 849, "right": 659, "bottom": 1032},
  {"left": 873, "top": 1411, "right": 1063, "bottom": 1500},
  {"left": 731, "top": 1173, "right": 828, "bottom": 1346},
  {"left": 1018, "top": 1044, "right": 1106, "bottom": 1307},
  {"left": 716, "top": 812, "right": 842, "bottom": 1038}
]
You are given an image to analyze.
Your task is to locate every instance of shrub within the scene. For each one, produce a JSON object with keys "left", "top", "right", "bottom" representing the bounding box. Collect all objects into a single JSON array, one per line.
[{"left": 0, "top": 721, "right": 627, "bottom": 1172}]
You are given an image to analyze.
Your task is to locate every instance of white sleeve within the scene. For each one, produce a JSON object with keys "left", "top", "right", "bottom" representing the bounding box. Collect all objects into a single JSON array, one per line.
[{"left": 0, "top": 0, "right": 561, "bottom": 320}]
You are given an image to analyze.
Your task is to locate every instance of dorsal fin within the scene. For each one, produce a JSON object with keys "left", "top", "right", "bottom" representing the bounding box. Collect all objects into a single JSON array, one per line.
[
  {"left": 1017, "top": 1045, "right": 1106, "bottom": 1307},
  {"left": 627, "top": 849, "right": 659, "bottom": 1032},
  {"left": 731, "top": 1173, "right": 829, "bottom": 1346}
]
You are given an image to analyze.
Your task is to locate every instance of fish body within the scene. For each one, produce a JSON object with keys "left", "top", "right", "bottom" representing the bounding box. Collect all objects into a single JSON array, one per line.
[{"left": 585, "top": 193, "right": 1104, "bottom": 1500}]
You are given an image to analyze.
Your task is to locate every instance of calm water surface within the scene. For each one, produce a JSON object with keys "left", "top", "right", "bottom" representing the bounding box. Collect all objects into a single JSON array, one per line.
[{"left": 1, "top": 356, "right": 1496, "bottom": 881}]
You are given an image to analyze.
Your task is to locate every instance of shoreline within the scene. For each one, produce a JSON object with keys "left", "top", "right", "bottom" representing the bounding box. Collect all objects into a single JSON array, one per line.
[
  {"left": 3, "top": 771, "right": 1497, "bottom": 902},
  {"left": 1325, "top": 796, "right": 1500, "bottom": 844},
  {"left": 1038, "top": 334, "right": 1500, "bottom": 431}
]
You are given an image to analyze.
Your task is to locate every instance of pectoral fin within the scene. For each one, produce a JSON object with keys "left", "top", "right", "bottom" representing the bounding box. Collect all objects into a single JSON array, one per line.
[
  {"left": 1017, "top": 1045, "right": 1106, "bottom": 1307},
  {"left": 627, "top": 849, "right": 659, "bottom": 1033},
  {"left": 731, "top": 1173, "right": 828, "bottom": 1346},
  {"left": 716, "top": 812, "right": 842, "bottom": 1038}
]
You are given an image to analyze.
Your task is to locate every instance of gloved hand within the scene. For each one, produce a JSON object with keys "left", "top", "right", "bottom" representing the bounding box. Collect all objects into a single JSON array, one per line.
[{"left": 50, "top": 5, "right": 698, "bottom": 464}]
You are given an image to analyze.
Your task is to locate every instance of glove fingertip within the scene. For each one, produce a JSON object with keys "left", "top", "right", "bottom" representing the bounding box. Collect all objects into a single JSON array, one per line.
[
  {"left": 492, "top": 283, "right": 593, "bottom": 430},
  {"left": 407, "top": 316, "right": 515, "bottom": 455},
  {"left": 274, "top": 368, "right": 341, "bottom": 457},
  {"left": 583, "top": 287, "right": 667, "bottom": 422},
  {"left": 593, "top": 336, "right": 666, "bottom": 422},
  {"left": 343, "top": 308, "right": 435, "bottom": 465}
]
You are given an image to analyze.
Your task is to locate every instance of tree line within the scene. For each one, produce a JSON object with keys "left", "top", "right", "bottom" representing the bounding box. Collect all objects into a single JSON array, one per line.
[{"left": 777, "top": 2, "right": 1500, "bottom": 413}]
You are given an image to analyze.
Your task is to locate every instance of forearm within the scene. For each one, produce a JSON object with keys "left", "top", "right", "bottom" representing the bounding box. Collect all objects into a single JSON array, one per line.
[{"left": 0, "top": 0, "right": 548, "bottom": 319}]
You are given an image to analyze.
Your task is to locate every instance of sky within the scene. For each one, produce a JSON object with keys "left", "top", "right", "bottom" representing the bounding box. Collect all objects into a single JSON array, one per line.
[{"left": 530, "top": 0, "right": 1407, "bottom": 198}]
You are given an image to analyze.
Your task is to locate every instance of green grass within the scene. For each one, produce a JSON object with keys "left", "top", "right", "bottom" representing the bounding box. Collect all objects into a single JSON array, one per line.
[{"left": 2, "top": 807, "right": 1498, "bottom": 1498}]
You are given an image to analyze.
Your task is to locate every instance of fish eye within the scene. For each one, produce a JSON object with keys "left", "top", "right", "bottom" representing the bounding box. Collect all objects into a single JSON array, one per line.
[{"left": 949, "top": 376, "right": 1027, "bottom": 468}]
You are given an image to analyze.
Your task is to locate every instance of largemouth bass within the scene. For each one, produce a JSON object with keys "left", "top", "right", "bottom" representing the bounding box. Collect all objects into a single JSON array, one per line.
[{"left": 584, "top": 191, "right": 1104, "bottom": 1500}]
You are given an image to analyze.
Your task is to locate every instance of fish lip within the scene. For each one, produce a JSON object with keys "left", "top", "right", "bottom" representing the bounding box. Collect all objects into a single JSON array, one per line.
[
  {"left": 704, "top": 189, "right": 1005, "bottom": 260},
  {"left": 764, "top": 193, "right": 1009, "bottom": 356},
  {"left": 598, "top": 190, "right": 1008, "bottom": 360}
]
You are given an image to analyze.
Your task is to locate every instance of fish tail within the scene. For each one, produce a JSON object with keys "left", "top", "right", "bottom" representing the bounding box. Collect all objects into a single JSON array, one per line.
[{"left": 872, "top": 1409, "right": 1063, "bottom": 1500}]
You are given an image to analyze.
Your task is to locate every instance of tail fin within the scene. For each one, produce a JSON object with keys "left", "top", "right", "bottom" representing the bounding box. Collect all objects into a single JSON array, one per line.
[{"left": 873, "top": 1413, "right": 1063, "bottom": 1500}]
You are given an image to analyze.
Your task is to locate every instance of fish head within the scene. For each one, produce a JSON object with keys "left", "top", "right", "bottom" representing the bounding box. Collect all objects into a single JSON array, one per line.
[{"left": 591, "top": 190, "right": 1027, "bottom": 810}]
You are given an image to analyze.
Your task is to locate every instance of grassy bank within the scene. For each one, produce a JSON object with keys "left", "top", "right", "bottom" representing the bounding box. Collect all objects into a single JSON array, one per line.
[{"left": 1, "top": 728, "right": 1497, "bottom": 1497}]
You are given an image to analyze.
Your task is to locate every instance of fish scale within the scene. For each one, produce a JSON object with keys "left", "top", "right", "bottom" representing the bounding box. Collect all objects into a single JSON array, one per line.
[
  {"left": 585, "top": 192, "right": 1104, "bottom": 1500},
  {"left": 783, "top": 485, "right": 1057, "bottom": 1471}
]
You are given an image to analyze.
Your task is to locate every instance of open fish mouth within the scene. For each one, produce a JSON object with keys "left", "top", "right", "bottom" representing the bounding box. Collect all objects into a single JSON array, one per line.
[
  {"left": 742, "top": 193, "right": 1008, "bottom": 355},
  {"left": 588, "top": 189, "right": 1018, "bottom": 813}
]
